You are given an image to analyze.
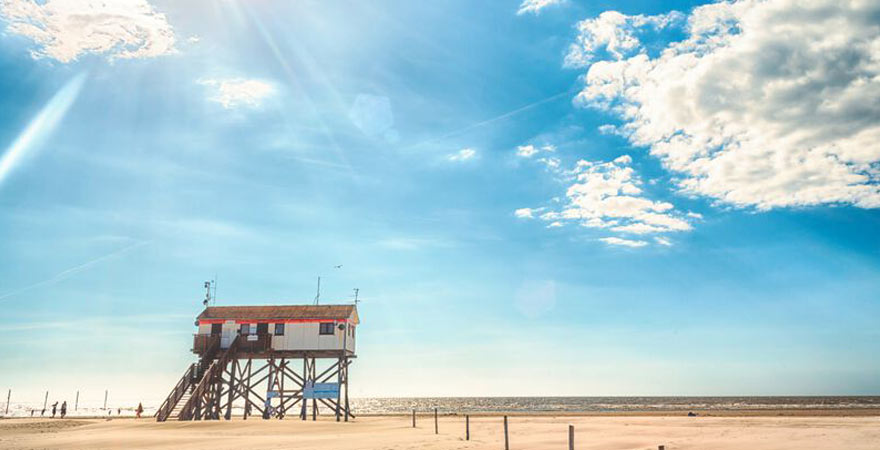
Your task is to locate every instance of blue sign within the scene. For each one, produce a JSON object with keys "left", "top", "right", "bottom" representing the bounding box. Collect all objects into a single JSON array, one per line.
[{"left": 303, "top": 382, "right": 339, "bottom": 399}]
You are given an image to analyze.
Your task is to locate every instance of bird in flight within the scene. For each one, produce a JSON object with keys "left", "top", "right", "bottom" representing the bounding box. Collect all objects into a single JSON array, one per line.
[{"left": 334, "top": 265, "right": 343, "bottom": 269}]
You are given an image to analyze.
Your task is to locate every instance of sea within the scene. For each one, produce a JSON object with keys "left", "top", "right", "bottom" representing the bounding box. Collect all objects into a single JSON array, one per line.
[
  {"left": 3, "top": 396, "right": 878, "bottom": 418},
  {"left": 349, "top": 396, "right": 880, "bottom": 415}
]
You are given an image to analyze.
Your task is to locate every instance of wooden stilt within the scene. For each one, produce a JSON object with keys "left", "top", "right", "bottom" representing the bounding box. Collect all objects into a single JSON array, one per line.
[{"left": 336, "top": 356, "right": 342, "bottom": 421}]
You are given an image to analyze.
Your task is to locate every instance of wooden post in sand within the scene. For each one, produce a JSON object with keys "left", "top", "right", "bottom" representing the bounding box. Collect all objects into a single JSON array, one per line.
[
  {"left": 4, "top": 389, "right": 9, "bottom": 415},
  {"left": 75, "top": 391, "right": 79, "bottom": 411},
  {"left": 568, "top": 425, "right": 574, "bottom": 450},
  {"left": 503, "top": 415, "right": 509, "bottom": 450},
  {"left": 412, "top": 409, "right": 416, "bottom": 427},
  {"left": 42, "top": 391, "right": 48, "bottom": 413},
  {"left": 658, "top": 446, "right": 665, "bottom": 450},
  {"left": 434, "top": 408, "right": 438, "bottom": 434},
  {"left": 103, "top": 390, "right": 108, "bottom": 410},
  {"left": 466, "top": 415, "right": 470, "bottom": 440}
]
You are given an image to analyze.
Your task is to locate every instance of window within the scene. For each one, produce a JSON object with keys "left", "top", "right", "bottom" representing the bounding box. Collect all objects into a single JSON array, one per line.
[
  {"left": 319, "top": 323, "right": 335, "bottom": 335},
  {"left": 210, "top": 323, "right": 222, "bottom": 335},
  {"left": 256, "top": 323, "right": 268, "bottom": 335},
  {"left": 350, "top": 326, "right": 355, "bottom": 338},
  {"left": 274, "top": 323, "right": 285, "bottom": 335},
  {"left": 239, "top": 323, "right": 250, "bottom": 335}
]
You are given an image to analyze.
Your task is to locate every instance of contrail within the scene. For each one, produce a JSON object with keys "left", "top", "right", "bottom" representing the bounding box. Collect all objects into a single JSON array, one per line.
[
  {"left": 0, "top": 72, "right": 87, "bottom": 189},
  {"left": 0, "top": 240, "right": 149, "bottom": 301},
  {"left": 406, "top": 89, "right": 574, "bottom": 150}
]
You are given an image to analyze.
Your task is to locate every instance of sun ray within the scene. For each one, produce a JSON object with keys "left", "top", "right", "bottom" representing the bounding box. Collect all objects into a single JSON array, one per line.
[{"left": 0, "top": 72, "right": 87, "bottom": 189}]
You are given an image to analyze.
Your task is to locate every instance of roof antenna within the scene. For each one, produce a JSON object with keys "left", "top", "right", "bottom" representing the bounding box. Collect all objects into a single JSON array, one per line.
[
  {"left": 353, "top": 288, "right": 360, "bottom": 305},
  {"left": 203, "top": 280, "right": 213, "bottom": 307},
  {"left": 314, "top": 276, "right": 321, "bottom": 305},
  {"left": 212, "top": 274, "right": 218, "bottom": 305}
]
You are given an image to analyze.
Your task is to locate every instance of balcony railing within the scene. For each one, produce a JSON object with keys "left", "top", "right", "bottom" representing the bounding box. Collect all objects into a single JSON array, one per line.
[
  {"left": 238, "top": 333, "right": 271, "bottom": 353},
  {"left": 192, "top": 333, "right": 270, "bottom": 354},
  {"left": 192, "top": 334, "right": 220, "bottom": 354}
]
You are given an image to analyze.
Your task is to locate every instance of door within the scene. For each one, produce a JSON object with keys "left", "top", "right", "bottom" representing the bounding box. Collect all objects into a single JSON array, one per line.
[{"left": 221, "top": 320, "right": 235, "bottom": 348}]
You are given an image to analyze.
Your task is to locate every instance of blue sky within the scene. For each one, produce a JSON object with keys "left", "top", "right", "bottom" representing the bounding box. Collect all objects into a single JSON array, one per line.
[{"left": 1, "top": 0, "right": 879, "bottom": 404}]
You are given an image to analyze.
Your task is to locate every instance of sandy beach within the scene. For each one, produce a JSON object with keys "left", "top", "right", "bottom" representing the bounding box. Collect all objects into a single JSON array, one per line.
[{"left": 1, "top": 414, "right": 878, "bottom": 450}]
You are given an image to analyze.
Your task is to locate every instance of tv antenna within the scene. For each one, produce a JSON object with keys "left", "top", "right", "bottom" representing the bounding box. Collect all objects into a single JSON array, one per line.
[
  {"left": 352, "top": 288, "right": 360, "bottom": 305},
  {"left": 314, "top": 276, "right": 321, "bottom": 305},
  {"left": 202, "top": 280, "right": 215, "bottom": 306}
]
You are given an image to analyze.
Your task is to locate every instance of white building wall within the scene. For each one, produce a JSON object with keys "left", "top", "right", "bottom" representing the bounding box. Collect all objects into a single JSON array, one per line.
[{"left": 199, "top": 316, "right": 356, "bottom": 353}]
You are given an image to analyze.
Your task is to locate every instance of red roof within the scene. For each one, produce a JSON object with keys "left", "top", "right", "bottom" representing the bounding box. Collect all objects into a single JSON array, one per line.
[{"left": 197, "top": 304, "right": 358, "bottom": 322}]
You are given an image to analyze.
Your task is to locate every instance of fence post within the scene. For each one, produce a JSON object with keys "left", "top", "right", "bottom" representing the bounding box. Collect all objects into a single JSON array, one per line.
[
  {"left": 434, "top": 408, "right": 438, "bottom": 434},
  {"left": 569, "top": 424, "right": 574, "bottom": 450},
  {"left": 466, "top": 414, "right": 470, "bottom": 440},
  {"left": 503, "top": 415, "right": 509, "bottom": 450},
  {"left": 412, "top": 409, "right": 416, "bottom": 428}
]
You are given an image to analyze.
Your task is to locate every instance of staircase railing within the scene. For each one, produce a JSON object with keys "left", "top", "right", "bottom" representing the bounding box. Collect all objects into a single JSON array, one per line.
[
  {"left": 155, "top": 364, "right": 196, "bottom": 422},
  {"left": 177, "top": 335, "right": 240, "bottom": 421}
]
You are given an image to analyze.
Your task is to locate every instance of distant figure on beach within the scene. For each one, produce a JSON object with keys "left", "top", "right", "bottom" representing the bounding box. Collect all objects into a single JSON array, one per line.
[
  {"left": 244, "top": 403, "right": 252, "bottom": 419},
  {"left": 60, "top": 401, "right": 67, "bottom": 418},
  {"left": 136, "top": 403, "right": 144, "bottom": 418},
  {"left": 30, "top": 409, "right": 34, "bottom": 417},
  {"left": 117, "top": 408, "right": 121, "bottom": 415},
  {"left": 688, "top": 411, "right": 698, "bottom": 417},
  {"left": 51, "top": 402, "right": 58, "bottom": 418}
]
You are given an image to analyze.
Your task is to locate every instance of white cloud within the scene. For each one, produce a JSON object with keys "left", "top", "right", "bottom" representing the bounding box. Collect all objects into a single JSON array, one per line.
[
  {"left": 654, "top": 236, "right": 672, "bottom": 246},
  {"left": 517, "top": 144, "right": 555, "bottom": 158},
  {"left": 517, "top": 145, "right": 539, "bottom": 158},
  {"left": 448, "top": 148, "right": 477, "bottom": 162},
  {"left": 519, "top": 155, "right": 694, "bottom": 246},
  {"left": 564, "top": 10, "right": 683, "bottom": 67},
  {"left": 515, "top": 208, "right": 536, "bottom": 219},
  {"left": 599, "top": 237, "right": 648, "bottom": 247},
  {"left": 0, "top": 0, "right": 175, "bottom": 62},
  {"left": 199, "top": 78, "right": 275, "bottom": 109},
  {"left": 517, "top": 0, "right": 564, "bottom": 16},
  {"left": 570, "top": 0, "right": 880, "bottom": 210}
]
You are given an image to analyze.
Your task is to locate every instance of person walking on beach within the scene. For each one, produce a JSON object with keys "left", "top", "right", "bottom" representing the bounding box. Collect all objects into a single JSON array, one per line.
[
  {"left": 136, "top": 403, "right": 143, "bottom": 418},
  {"left": 51, "top": 402, "right": 58, "bottom": 418},
  {"left": 60, "top": 401, "right": 67, "bottom": 418}
]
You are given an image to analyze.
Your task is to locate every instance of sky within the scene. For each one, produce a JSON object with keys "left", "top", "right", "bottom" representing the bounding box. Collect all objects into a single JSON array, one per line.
[{"left": 0, "top": 0, "right": 879, "bottom": 405}]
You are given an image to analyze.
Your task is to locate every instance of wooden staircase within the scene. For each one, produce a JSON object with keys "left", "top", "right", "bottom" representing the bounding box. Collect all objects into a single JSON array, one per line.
[
  {"left": 155, "top": 339, "right": 230, "bottom": 422},
  {"left": 156, "top": 336, "right": 234, "bottom": 422}
]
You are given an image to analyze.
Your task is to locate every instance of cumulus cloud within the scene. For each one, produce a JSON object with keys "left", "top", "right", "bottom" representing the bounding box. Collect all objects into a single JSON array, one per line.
[
  {"left": 600, "top": 237, "right": 648, "bottom": 248},
  {"left": 517, "top": 0, "right": 564, "bottom": 16},
  {"left": 519, "top": 154, "right": 693, "bottom": 244},
  {"left": 515, "top": 208, "right": 536, "bottom": 219},
  {"left": 569, "top": 0, "right": 880, "bottom": 210},
  {"left": 448, "top": 148, "right": 477, "bottom": 162},
  {"left": 517, "top": 144, "right": 555, "bottom": 158},
  {"left": 564, "top": 10, "right": 684, "bottom": 67},
  {"left": 0, "top": 0, "right": 175, "bottom": 62},
  {"left": 199, "top": 78, "right": 275, "bottom": 109}
]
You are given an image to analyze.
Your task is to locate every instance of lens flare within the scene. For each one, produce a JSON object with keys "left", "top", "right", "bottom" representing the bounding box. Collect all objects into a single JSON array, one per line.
[{"left": 0, "top": 72, "right": 87, "bottom": 188}]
